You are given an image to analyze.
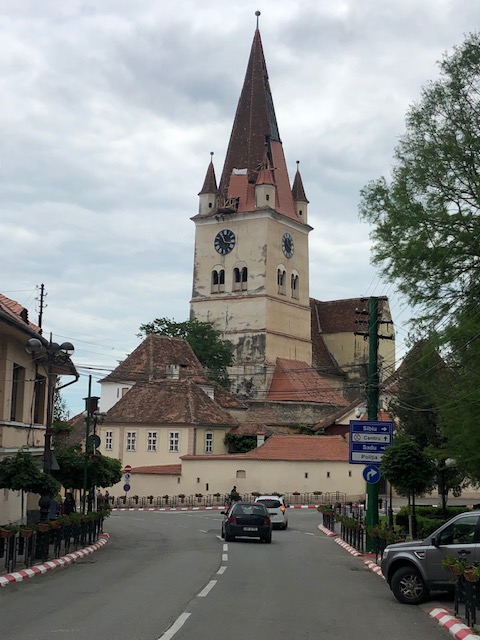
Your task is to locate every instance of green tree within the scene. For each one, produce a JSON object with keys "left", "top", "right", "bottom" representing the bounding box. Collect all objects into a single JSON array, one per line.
[
  {"left": 53, "top": 446, "right": 122, "bottom": 491},
  {"left": 0, "top": 450, "right": 60, "bottom": 496},
  {"left": 138, "top": 317, "right": 234, "bottom": 388},
  {"left": 224, "top": 433, "right": 257, "bottom": 453},
  {"left": 381, "top": 438, "right": 436, "bottom": 537},
  {"left": 359, "top": 32, "right": 480, "bottom": 325},
  {"left": 439, "top": 310, "right": 480, "bottom": 483}
]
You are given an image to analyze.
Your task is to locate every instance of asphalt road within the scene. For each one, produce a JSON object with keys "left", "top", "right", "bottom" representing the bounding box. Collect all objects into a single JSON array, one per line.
[{"left": 0, "top": 510, "right": 452, "bottom": 640}]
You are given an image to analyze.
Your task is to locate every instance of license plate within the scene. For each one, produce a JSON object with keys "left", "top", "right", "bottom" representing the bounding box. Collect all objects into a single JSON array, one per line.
[{"left": 244, "top": 527, "right": 258, "bottom": 532}]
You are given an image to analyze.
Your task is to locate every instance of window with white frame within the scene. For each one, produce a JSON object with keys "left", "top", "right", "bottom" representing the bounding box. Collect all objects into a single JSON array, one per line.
[
  {"left": 205, "top": 432, "right": 213, "bottom": 453},
  {"left": 126, "top": 431, "right": 137, "bottom": 451},
  {"left": 105, "top": 431, "right": 113, "bottom": 451},
  {"left": 147, "top": 431, "right": 158, "bottom": 452},
  {"left": 169, "top": 431, "right": 180, "bottom": 452}
]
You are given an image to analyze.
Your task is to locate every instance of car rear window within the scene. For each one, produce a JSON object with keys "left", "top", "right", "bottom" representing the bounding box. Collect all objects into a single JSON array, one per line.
[{"left": 257, "top": 499, "right": 282, "bottom": 509}]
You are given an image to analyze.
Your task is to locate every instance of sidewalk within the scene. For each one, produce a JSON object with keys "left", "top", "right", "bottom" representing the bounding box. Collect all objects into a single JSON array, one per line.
[
  {"left": 0, "top": 533, "right": 110, "bottom": 587},
  {"left": 318, "top": 521, "right": 480, "bottom": 640}
]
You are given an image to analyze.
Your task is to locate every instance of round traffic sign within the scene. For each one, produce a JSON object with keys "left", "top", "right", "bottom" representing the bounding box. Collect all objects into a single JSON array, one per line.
[
  {"left": 124, "top": 465, "right": 132, "bottom": 472},
  {"left": 88, "top": 434, "right": 101, "bottom": 448},
  {"left": 123, "top": 483, "right": 131, "bottom": 492},
  {"left": 363, "top": 464, "right": 381, "bottom": 484}
]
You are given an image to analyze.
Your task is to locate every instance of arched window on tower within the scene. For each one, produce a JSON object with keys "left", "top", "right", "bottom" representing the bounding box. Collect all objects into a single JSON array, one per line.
[
  {"left": 211, "top": 270, "right": 219, "bottom": 293},
  {"left": 241, "top": 267, "right": 248, "bottom": 291},
  {"left": 233, "top": 267, "right": 241, "bottom": 292},
  {"left": 291, "top": 273, "right": 299, "bottom": 299},
  {"left": 277, "top": 268, "right": 286, "bottom": 295},
  {"left": 211, "top": 269, "right": 225, "bottom": 294}
]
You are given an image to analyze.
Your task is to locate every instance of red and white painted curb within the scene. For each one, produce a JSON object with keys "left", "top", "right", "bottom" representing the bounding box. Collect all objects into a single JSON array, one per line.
[
  {"left": 430, "top": 608, "right": 480, "bottom": 640},
  {"left": 317, "top": 523, "right": 337, "bottom": 537},
  {"left": 0, "top": 533, "right": 110, "bottom": 587},
  {"left": 363, "top": 559, "right": 385, "bottom": 578},
  {"left": 334, "top": 537, "right": 362, "bottom": 557},
  {"left": 112, "top": 504, "right": 319, "bottom": 512}
]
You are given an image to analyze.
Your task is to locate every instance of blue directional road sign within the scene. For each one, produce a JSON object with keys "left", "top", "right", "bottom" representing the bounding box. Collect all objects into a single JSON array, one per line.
[
  {"left": 363, "top": 464, "right": 381, "bottom": 484},
  {"left": 349, "top": 420, "right": 394, "bottom": 465}
]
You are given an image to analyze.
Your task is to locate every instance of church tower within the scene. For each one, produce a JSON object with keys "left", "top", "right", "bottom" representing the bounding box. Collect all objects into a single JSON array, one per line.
[{"left": 190, "top": 18, "right": 312, "bottom": 398}]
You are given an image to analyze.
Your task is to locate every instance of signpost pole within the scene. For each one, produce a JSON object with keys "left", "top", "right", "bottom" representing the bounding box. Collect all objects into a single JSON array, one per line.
[{"left": 365, "top": 297, "right": 380, "bottom": 550}]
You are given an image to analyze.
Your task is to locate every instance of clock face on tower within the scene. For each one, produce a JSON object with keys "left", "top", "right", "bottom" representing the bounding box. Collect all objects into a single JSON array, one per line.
[
  {"left": 214, "top": 229, "right": 236, "bottom": 255},
  {"left": 282, "top": 232, "right": 294, "bottom": 259}
]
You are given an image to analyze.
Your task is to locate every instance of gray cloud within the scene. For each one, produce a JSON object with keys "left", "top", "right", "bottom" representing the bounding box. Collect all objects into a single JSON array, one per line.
[{"left": 2, "top": 0, "right": 479, "bottom": 412}]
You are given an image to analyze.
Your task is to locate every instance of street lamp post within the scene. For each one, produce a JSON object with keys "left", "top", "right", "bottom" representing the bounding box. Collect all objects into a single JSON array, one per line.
[{"left": 25, "top": 334, "right": 76, "bottom": 522}]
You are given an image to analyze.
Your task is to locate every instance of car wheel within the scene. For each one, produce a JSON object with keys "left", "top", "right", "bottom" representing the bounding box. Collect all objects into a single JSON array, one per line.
[
  {"left": 263, "top": 533, "right": 272, "bottom": 544},
  {"left": 283, "top": 522, "right": 288, "bottom": 530},
  {"left": 225, "top": 531, "right": 234, "bottom": 542},
  {"left": 391, "top": 566, "right": 429, "bottom": 605},
  {"left": 221, "top": 526, "right": 225, "bottom": 539}
]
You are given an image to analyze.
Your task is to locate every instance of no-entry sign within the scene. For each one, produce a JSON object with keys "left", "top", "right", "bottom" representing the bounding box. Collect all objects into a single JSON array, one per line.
[{"left": 124, "top": 465, "right": 132, "bottom": 473}]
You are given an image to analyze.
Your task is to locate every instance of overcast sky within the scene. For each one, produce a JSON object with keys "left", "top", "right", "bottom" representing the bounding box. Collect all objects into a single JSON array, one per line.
[{"left": 2, "top": 0, "right": 479, "bottom": 415}]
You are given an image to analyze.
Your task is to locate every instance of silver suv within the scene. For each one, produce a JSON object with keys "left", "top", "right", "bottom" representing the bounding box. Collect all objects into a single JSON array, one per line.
[{"left": 381, "top": 510, "right": 480, "bottom": 604}]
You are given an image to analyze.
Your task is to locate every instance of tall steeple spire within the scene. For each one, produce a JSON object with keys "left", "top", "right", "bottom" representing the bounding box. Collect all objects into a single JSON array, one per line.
[{"left": 218, "top": 16, "right": 299, "bottom": 221}]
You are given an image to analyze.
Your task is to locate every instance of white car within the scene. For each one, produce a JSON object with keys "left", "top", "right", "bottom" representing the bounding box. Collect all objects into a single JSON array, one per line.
[{"left": 255, "top": 495, "right": 288, "bottom": 530}]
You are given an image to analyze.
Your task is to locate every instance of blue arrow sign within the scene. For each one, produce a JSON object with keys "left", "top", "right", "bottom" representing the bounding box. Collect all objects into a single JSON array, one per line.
[
  {"left": 349, "top": 420, "right": 394, "bottom": 465},
  {"left": 363, "top": 464, "right": 381, "bottom": 484}
]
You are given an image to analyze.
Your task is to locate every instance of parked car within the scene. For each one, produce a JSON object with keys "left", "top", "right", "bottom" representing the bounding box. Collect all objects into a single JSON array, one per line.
[
  {"left": 221, "top": 501, "right": 272, "bottom": 543},
  {"left": 254, "top": 495, "right": 289, "bottom": 530},
  {"left": 381, "top": 510, "right": 480, "bottom": 604}
]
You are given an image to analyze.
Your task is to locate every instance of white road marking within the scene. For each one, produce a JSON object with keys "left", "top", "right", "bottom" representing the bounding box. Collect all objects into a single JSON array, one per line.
[
  {"left": 223, "top": 544, "right": 228, "bottom": 552},
  {"left": 157, "top": 612, "right": 191, "bottom": 639},
  {"left": 222, "top": 553, "right": 228, "bottom": 562},
  {"left": 128, "top": 517, "right": 145, "bottom": 521},
  {"left": 216, "top": 535, "right": 223, "bottom": 541},
  {"left": 199, "top": 529, "right": 208, "bottom": 533},
  {"left": 197, "top": 580, "right": 217, "bottom": 597},
  {"left": 217, "top": 566, "right": 227, "bottom": 575},
  {"left": 305, "top": 532, "right": 315, "bottom": 535}
]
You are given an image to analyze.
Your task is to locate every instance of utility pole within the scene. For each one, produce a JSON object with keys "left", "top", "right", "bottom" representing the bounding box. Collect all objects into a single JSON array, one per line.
[
  {"left": 37, "top": 283, "right": 46, "bottom": 334},
  {"left": 354, "top": 296, "right": 394, "bottom": 550},
  {"left": 365, "top": 297, "right": 380, "bottom": 538}
]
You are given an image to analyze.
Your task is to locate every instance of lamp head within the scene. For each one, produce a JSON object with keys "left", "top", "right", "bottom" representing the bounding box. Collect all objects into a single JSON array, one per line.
[
  {"left": 59, "top": 342, "right": 74, "bottom": 356},
  {"left": 25, "top": 337, "right": 43, "bottom": 355}
]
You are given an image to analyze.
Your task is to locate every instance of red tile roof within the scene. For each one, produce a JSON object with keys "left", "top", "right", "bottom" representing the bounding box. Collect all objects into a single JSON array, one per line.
[
  {"left": 267, "top": 358, "right": 348, "bottom": 405},
  {"left": 101, "top": 334, "right": 204, "bottom": 384},
  {"left": 310, "top": 297, "right": 391, "bottom": 334},
  {"left": 105, "top": 379, "right": 238, "bottom": 427},
  {"left": 0, "top": 293, "right": 41, "bottom": 333},
  {"left": 131, "top": 465, "right": 181, "bottom": 475},
  {"left": 245, "top": 435, "right": 349, "bottom": 461}
]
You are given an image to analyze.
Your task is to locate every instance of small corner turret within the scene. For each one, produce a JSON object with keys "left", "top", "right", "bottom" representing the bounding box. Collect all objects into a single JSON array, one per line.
[
  {"left": 198, "top": 151, "right": 217, "bottom": 215},
  {"left": 255, "top": 141, "right": 276, "bottom": 209},
  {"left": 291, "top": 161, "right": 309, "bottom": 223}
]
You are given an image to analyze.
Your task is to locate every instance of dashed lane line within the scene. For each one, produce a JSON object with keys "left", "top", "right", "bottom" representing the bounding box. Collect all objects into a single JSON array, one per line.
[
  {"left": 197, "top": 580, "right": 217, "bottom": 598},
  {"left": 217, "top": 566, "right": 227, "bottom": 575},
  {"left": 157, "top": 612, "right": 191, "bottom": 640}
]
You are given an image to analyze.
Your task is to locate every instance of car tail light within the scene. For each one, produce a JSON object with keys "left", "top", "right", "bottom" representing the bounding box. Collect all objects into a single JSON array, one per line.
[
  {"left": 228, "top": 516, "right": 236, "bottom": 524},
  {"left": 264, "top": 516, "right": 271, "bottom": 525},
  {"left": 280, "top": 505, "right": 285, "bottom": 512}
]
